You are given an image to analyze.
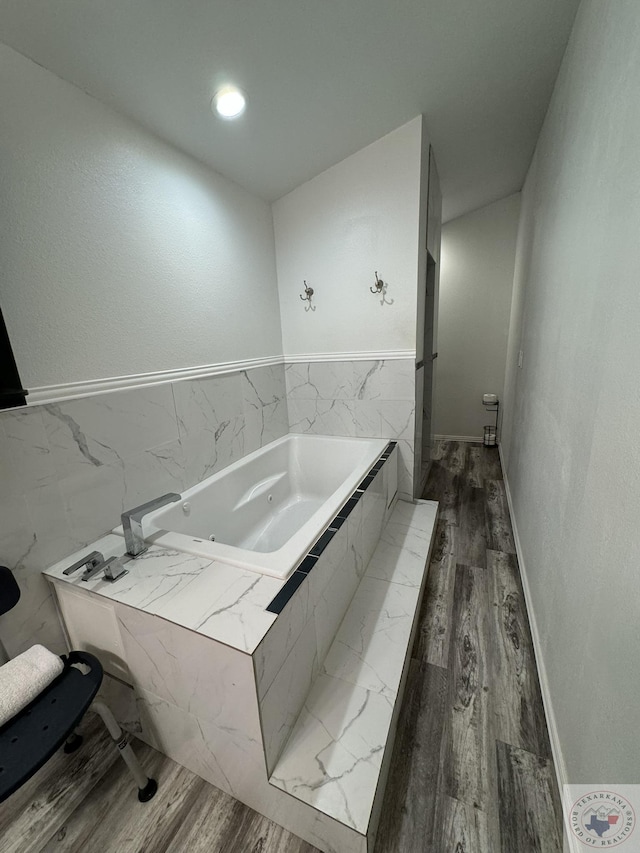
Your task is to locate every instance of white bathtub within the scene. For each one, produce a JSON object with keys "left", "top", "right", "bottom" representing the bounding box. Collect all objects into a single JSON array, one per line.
[{"left": 129, "top": 434, "right": 389, "bottom": 579}]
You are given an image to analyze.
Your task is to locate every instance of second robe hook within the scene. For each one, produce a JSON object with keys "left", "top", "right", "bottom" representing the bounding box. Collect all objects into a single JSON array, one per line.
[{"left": 370, "top": 272, "right": 384, "bottom": 294}]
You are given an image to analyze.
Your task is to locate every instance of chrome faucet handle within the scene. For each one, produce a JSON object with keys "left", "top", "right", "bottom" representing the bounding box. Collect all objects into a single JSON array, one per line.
[
  {"left": 81, "top": 555, "right": 118, "bottom": 582},
  {"left": 63, "top": 551, "right": 104, "bottom": 576},
  {"left": 103, "top": 557, "right": 128, "bottom": 583}
]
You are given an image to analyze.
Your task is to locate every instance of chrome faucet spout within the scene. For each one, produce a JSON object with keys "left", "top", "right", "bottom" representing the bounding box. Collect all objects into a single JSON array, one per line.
[{"left": 121, "top": 493, "right": 181, "bottom": 557}]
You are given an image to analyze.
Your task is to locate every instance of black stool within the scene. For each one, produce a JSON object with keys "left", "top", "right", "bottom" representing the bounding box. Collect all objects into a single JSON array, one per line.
[{"left": 0, "top": 566, "right": 157, "bottom": 804}]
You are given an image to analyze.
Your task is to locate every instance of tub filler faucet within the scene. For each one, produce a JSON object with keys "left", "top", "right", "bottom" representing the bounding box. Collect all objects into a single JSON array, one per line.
[{"left": 121, "top": 493, "right": 181, "bottom": 557}]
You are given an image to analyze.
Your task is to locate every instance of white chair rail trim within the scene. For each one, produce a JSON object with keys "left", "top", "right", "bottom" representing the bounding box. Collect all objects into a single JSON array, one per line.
[{"left": 26, "top": 351, "right": 417, "bottom": 406}]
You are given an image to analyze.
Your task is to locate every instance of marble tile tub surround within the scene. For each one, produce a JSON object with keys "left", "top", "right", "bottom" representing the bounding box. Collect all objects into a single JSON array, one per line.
[
  {"left": 0, "top": 363, "right": 288, "bottom": 657},
  {"left": 43, "top": 449, "right": 407, "bottom": 853},
  {"left": 286, "top": 359, "right": 415, "bottom": 499}
]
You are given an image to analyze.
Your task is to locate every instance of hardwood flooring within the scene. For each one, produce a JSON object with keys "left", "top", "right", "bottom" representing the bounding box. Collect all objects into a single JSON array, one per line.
[{"left": 0, "top": 441, "right": 562, "bottom": 853}]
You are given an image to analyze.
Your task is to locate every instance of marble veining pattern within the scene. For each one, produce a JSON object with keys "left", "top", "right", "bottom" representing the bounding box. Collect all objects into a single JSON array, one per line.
[
  {"left": 271, "top": 673, "right": 390, "bottom": 833},
  {"left": 160, "top": 565, "right": 281, "bottom": 652},
  {"left": 254, "top": 563, "right": 316, "bottom": 700},
  {"left": 285, "top": 360, "right": 414, "bottom": 402},
  {"left": 322, "top": 576, "right": 416, "bottom": 706},
  {"left": 0, "top": 407, "right": 56, "bottom": 493},
  {"left": 245, "top": 399, "right": 289, "bottom": 454},
  {"left": 42, "top": 385, "right": 180, "bottom": 478},
  {"left": 115, "top": 603, "right": 269, "bottom": 801},
  {"left": 136, "top": 686, "right": 260, "bottom": 798},
  {"left": 396, "top": 439, "right": 415, "bottom": 499},
  {"left": 286, "top": 360, "right": 416, "bottom": 499},
  {"left": 288, "top": 399, "right": 384, "bottom": 439},
  {"left": 313, "top": 532, "right": 361, "bottom": 665},
  {"left": 361, "top": 471, "right": 387, "bottom": 569},
  {"left": 173, "top": 365, "right": 288, "bottom": 488},
  {"left": 261, "top": 618, "right": 320, "bottom": 773},
  {"left": 366, "top": 521, "right": 435, "bottom": 588}
]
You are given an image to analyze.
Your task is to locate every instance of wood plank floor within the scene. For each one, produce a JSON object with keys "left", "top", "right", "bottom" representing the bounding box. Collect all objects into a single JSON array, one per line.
[
  {"left": 0, "top": 441, "right": 562, "bottom": 853},
  {"left": 376, "top": 441, "right": 562, "bottom": 853}
]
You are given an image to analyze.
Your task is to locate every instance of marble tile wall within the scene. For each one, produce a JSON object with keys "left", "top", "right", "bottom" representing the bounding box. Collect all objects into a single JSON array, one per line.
[
  {"left": 0, "top": 364, "right": 288, "bottom": 657},
  {"left": 285, "top": 359, "right": 415, "bottom": 500}
]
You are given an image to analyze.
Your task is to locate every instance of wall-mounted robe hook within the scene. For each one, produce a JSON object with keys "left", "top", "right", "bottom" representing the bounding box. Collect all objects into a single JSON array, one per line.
[
  {"left": 300, "top": 281, "right": 314, "bottom": 302},
  {"left": 370, "top": 272, "right": 384, "bottom": 294}
]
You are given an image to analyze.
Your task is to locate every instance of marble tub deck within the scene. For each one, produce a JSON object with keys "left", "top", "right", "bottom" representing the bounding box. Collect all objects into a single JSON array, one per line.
[{"left": 43, "top": 533, "right": 282, "bottom": 654}]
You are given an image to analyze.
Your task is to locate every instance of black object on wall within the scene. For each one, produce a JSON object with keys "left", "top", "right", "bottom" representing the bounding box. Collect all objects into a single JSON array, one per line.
[{"left": 0, "top": 307, "right": 27, "bottom": 409}]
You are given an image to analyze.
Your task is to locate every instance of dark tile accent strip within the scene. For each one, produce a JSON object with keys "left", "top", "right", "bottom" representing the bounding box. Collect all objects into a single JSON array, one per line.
[
  {"left": 357, "top": 473, "right": 376, "bottom": 491},
  {"left": 329, "top": 515, "right": 346, "bottom": 531},
  {"left": 297, "top": 554, "right": 319, "bottom": 574},
  {"left": 337, "top": 495, "right": 361, "bottom": 519},
  {"left": 385, "top": 440, "right": 398, "bottom": 453},
  {"left": 309, "top": 529, "right": 335, "bottom": 558},
  {"left": 266, "top": 571, "right": 307, "bottom": 614},
  {"left": 370, "top": 461, "right": 385, "bottom": 473}
]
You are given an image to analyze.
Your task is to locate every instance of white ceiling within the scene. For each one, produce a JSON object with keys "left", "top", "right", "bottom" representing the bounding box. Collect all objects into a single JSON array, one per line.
[{"left": 0, "top": 0, "right": 580, "bottom": 221}]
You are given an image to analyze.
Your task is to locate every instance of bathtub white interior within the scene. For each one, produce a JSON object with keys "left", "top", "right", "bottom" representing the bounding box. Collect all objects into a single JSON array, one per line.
[
  {"left": 129, "top": 434, "right": 388, "bottom": 579},
  {"left": 149, "top": 435, "right": 364, "bottom": 548}
]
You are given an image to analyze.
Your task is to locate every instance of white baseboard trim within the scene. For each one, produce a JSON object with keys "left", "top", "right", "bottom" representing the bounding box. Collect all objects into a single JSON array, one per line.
[
  {"left": 498, "top": 444, "right": 569, "bottom": 814},
  {"left": 433, "top": 433, "right": 483, "bottom": 442}
]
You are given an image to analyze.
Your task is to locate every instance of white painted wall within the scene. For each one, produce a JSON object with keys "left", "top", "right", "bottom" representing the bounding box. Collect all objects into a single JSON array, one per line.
[
  {"left": 0, "top": 44, "right": 282, "bottom": 390},
  {"left": 501, "top": 0, "right": 640, "bottom": 784},
  {"left": 434, "top": 194, "right": 520, "bottom": 438},
  {"left": 273, "top": 118, "right": 423, "bottom": 356}
]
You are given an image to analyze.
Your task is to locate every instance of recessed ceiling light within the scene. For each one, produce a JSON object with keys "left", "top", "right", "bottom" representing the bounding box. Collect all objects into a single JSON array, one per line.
[{"left": 212, "top": 86, "right": 246, "bottom": 119}]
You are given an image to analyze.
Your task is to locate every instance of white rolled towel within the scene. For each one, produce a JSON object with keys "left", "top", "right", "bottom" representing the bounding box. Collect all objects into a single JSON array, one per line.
[{"left": 0, "top": 644, "right": 64, "bottom": 727}]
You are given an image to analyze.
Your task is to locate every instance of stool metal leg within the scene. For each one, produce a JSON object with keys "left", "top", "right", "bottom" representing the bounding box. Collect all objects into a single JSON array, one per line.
[
  {"left": 64, "top": 729, "right": 84, "bottom": 753},
  {"left": 91, "top": 700, "right": 158, "bottom": 802}
]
